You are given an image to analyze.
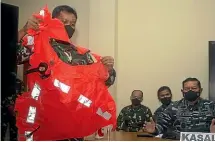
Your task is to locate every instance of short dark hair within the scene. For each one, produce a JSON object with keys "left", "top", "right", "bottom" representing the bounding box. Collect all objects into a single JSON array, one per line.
[
  {"left": 131, "top": 90, "right": 143, "bottom": 98},
  {"left": 182, "top": 77, "right": 201, "bottom": 88},
  {"left": 52, "top": 5, "right": 77, "bottom": 19},
  {"left": 157, "top": 86, "right": 172, "bottom": 98}
]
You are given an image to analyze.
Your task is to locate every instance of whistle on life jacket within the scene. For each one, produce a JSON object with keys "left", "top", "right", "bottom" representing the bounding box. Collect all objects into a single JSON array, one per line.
[{"left": 25, "top": 62, "right": 50, "bottom": 79}]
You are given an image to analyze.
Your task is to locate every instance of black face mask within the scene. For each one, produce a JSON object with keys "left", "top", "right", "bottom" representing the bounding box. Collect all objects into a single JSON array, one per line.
[
  {"left": 131, "top": 98, "right": 141, "bottom": 106},
  {"left": 183, "top": 90, "right": 200, "bottom": 102},
  {"left": 160, "top": 97, "right": 171, "bottom": 106},
  {"left": 64, "top": 25, "right": 75, "bottom": 38}
]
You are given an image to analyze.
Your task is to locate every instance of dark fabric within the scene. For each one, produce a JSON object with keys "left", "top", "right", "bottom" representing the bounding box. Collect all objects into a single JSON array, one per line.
[
  {"left": 1, "top": 107, "right": 18, "bottom": 141},
  {"left": 154, "top": 104, "right": 170, "bottom": 121},
  {"left": 1, "top": 78, "right": 23, "bottom": 141}
]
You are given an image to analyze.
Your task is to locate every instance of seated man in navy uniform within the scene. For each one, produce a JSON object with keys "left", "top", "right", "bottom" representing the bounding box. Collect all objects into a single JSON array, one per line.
[{"left": 144, "top": 77, "right": 215, "bottom": 140}]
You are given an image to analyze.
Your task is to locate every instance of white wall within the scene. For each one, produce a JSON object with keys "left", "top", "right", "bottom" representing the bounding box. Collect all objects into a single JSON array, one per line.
[
  {"left": 116, "top": 0, "right": 215, "bottom": 112},
  {"left": 88, "top": 0, "right": 117, "bottom": 101}
]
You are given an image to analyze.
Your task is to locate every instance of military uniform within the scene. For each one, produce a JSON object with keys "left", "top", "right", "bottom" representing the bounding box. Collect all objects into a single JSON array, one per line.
[
  {"left": 154, "top": 104, "right": 171, "bottom": 120},
  {"left": 117, "top": 105, "right": 152, "bottom": 132},
  {"left": 154, "top": 102, "right": 177, "bottom": 139},
  {"left": 155, "top": 98, "right": 215, "bottom": 140}
]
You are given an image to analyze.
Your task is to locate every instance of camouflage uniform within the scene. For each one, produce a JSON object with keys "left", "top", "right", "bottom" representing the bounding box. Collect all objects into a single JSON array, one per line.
[
  {"left": 154, "top": 103, "right": 172, "bottom": 121},
  {"left": 117, "top": 105, "right": 152, "bottom": 132},
  {"left": 154, "top": 105, "right": 167, "bottom": 119},
  {"left": 155, "top": 98, "right": 215, "bottom": 140},
  {"left": 1, "top": 78, "right": 24, "bottom": 141},
  {"left": 17, "top": 38, "right": 116, "bottom": 86},
  {"left": 154, "top": 103, "right": 176, "bottom": 139}
]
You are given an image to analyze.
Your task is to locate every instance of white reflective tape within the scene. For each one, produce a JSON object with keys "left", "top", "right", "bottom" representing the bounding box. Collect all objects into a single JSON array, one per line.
[
  {"left": 54, "top": 79, "right": 70, "bottom": 93},
  {"left": 27, "top": 36, "right": 34, "bottom": 46},
  {"left": 25, "top": 131, "right": 33, "bottom": 141},
  {"left": 26, "top": 106, "right": 36, "bottom": 124},
  {"left": 31, "top": 83, "right": 41, "bottom": 100},
  {"left": 31, "top": 46, "right": 34, "bottom": 52},
  {"left": 78, "top": 94, "right": 92, "bottom": 107},
  {"left": 96, "top": 108, "right": 112, "bottom": 120},
  {"left": 39, "top": 10, "right": 45, "bottom": 17}
]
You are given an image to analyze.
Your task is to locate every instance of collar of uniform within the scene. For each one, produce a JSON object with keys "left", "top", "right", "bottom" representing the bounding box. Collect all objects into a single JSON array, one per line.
[
  {"left": 130, "top": 104, "right": 142, "bottom": 108},
  {"left": 161, "top": 103, "right": 171, "bottom": 109},
  {"left": 50, "top": 38, "right": 78, "bottom": 51},
  {"left": 183, "top": 97, "right": 203, "bottom": 106}
]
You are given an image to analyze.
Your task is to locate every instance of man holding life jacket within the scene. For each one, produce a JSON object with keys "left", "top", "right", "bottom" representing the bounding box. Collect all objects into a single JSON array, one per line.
[{"left": 17, "top": 5, "right": 116, "bottom": 87}]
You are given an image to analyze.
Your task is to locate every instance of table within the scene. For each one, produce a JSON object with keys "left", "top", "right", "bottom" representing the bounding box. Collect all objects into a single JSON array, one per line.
[{"left": 85, "top": 131, "right": 170, "bottom": 141}]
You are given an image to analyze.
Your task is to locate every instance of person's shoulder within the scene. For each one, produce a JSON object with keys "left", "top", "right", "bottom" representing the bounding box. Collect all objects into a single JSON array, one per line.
[
  {"left": 170, "top": 99, "right": 184, "bottom": 106},
  {"left": 164, "top": 99, "right": 184, "bottom": 111},
  {"left": 199, "top": 98, "right": 215, "bottom": 105},
  {"left": 154, "top": 105, "right": 163, "bottom": 113}
]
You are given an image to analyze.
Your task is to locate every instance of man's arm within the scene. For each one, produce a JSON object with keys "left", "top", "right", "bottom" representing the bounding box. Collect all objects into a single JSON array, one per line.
[
  {"left": 116, "top": 108, "right": 127, "bottom": 131},
  {"left": 155, "top": 105, "right": 174, "bottom": 134},
  {"left": 17, "top": 17, "right": 37, "bottom": 64},
  {"left": 105, "top": 68, "right": 116, "bottom": 87},
  {"left": 153, "top": 107, "right": 162, "bottom": 122},
  {"left": 89, "top": 52, "right": 116, "bottom": 87},
  {"left": 145, "top": 107, "right": 153, "bottom": 122},
  {"left": 17, "top": 42, "right": 32, "bottom": 65}
]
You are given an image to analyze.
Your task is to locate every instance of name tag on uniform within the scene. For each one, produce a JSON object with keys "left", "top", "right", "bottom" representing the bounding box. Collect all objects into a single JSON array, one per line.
[{"left": 180, "top": 132, "right": 215, "bottom": 141}]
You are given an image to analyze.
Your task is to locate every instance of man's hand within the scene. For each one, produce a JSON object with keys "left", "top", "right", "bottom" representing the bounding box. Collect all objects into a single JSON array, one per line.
[
  {"left": 18, "top": 15, "right": 42, "bottom": 41},
  {"left": 23, "top": 15, "right": 41, "bottom": 33},
  {"left": 143, "top": 117, "right": 156, "bottom": 133},
  {"left": 101, "top": 56, "right": 114, "bottom": 71},
  {"left": 210, "top": 119, "right": 215, "bottom": 133}
]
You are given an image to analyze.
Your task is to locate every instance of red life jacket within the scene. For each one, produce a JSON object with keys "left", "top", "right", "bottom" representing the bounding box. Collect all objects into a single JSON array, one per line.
[{"left": 15, "top": 6, "right": 116, "bottom": 141}]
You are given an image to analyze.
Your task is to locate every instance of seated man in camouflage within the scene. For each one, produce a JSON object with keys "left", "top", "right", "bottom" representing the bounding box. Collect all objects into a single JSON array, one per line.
[
  {"left": 144, "top": 78, "right": 215, "bottom": 140},
  {"left": 116, "top": 90, "right": 152, "bottom": 132}
]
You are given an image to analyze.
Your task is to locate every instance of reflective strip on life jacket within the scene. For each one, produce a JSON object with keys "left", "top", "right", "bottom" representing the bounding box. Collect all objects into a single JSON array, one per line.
[
  {"left": 27, "top": 36, "right": 34, "bottom": 46},
  {"left": 78, "top": 94, "right": 92, "bottom": 107},
  {"left": 25, "top": 131, "right": 33, "bottom": 141},
  {"left": 26, "top": 106, "right": 36, "bottom": 124},
  {"left": 96, "top": 108, "right": 112, "bottom": 120},
  {"left": 31, "top": 83, "right": 41, "bottom": 100},
  {"left": 39, "top": 10, "right": 45, "bottom": 17},
  {"left": 53, "top": 79, "right": 70, "bottom": 93}
]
